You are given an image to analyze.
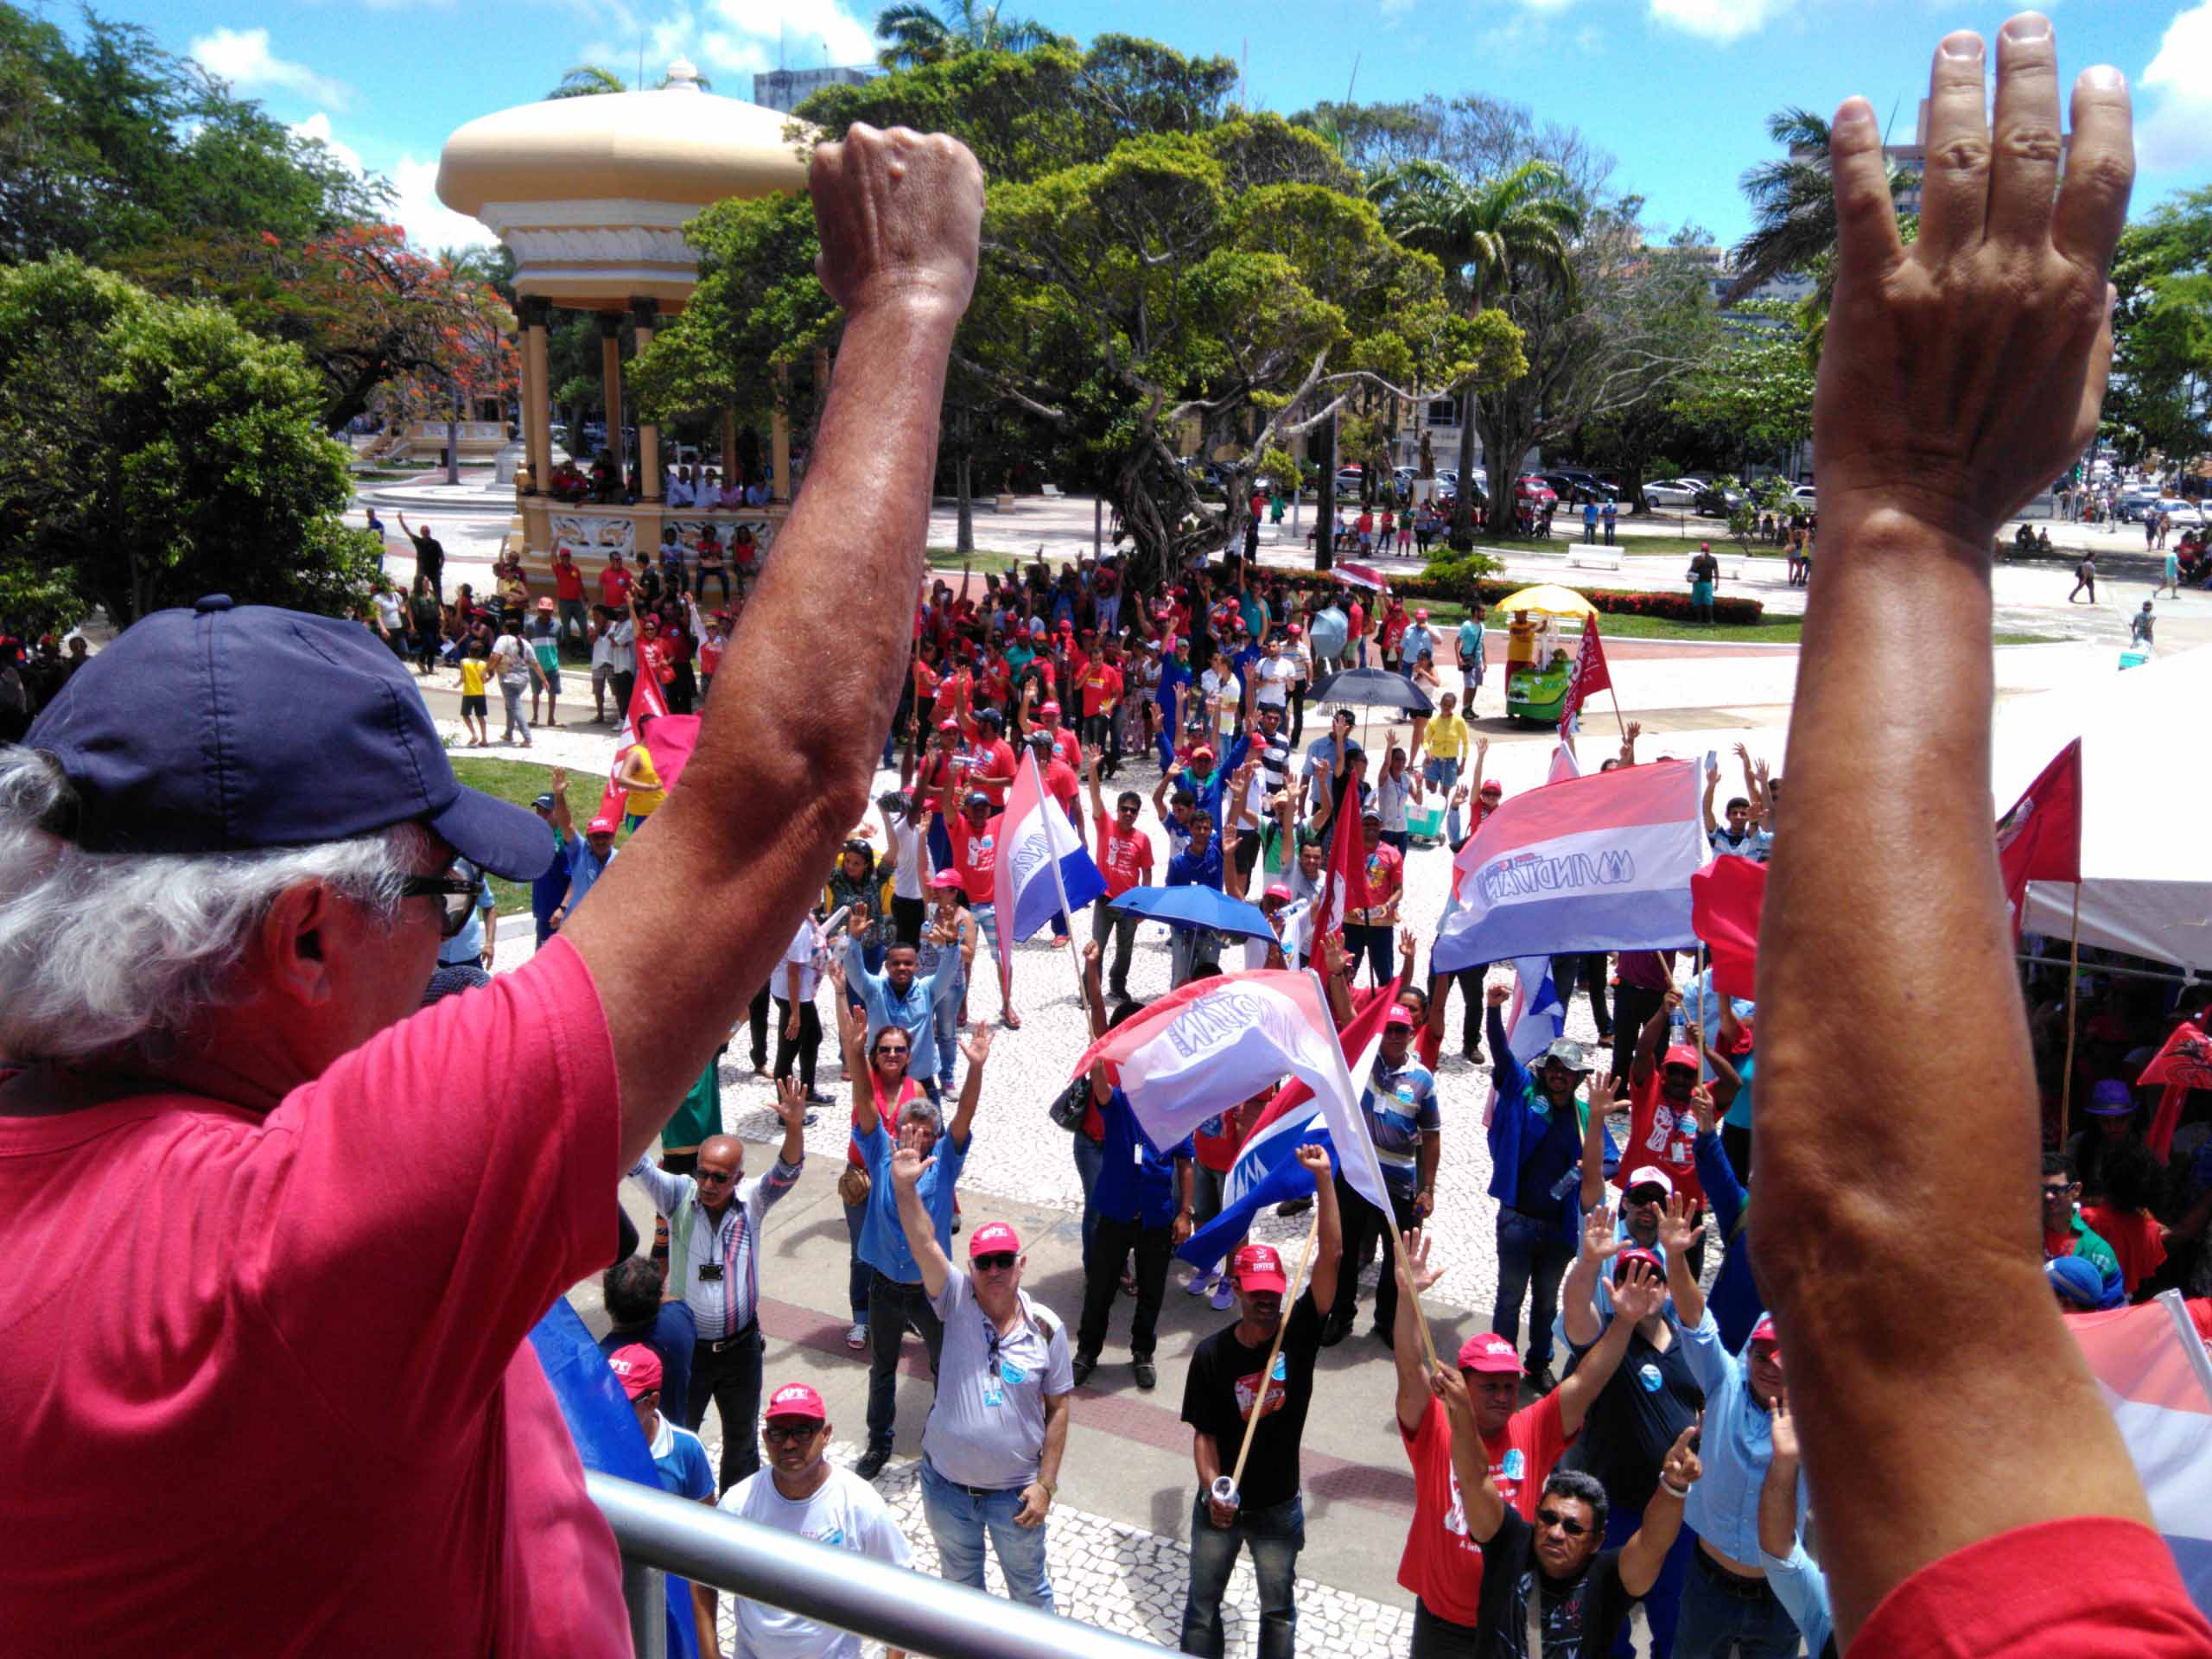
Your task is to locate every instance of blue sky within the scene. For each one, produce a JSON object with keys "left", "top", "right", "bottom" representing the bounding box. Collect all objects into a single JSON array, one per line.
[{"left": 102, "top": 0, "right": 2212, "bottom": 252}]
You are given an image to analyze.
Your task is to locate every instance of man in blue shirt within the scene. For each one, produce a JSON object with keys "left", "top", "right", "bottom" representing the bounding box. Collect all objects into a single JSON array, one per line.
[
  {"left": 847, "top": 1004, "right": 989, "bottom": 1481},
  {"left": 1324, "top": 1004, "right": 1439, "bottom": 1347},
  {"left": 528, "top": 792, "right": 568, "bottom": 948},
  {"left": 1164, "top": 808, "right": 1226, "bottom": 986},
  {"left": 610, "top": 1344, "right": 719, "bottom": 1659},
  {"left": 842, "top": 912, "right": 963, "bottom": 1104},
  {"left": 1582, "top": 498, "right": 1601, "bottom": 543},
  {"left": 548, "top": 766, "right": 617, "bottom": 914},
  {"left": 1071, "top": 1078, "right": 1193, "bottom": 1392},
  {"left": 1660, "top": 1197, "right": 1802, "bottom": 1658},
  {"left": 1485, "top": 982, "right": 1592, "bottom": 1390}
]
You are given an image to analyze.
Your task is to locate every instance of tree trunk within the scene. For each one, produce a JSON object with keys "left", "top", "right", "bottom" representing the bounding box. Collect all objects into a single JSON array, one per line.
[
  {"left": 1315, "top": 406, "right": 1338, "bottom": 572},
  {"left": 955, "top": 448, "right": 975, "bottom": 555},
  {"left": 1448, "top": 385, "right": 1480, "bottom": 550},
  {"left": 1476, "top": 403, "right": 1539, "bottom": 543},
  {"left": 1623, "top": 460, "right": 1649, "bottom": 516}
]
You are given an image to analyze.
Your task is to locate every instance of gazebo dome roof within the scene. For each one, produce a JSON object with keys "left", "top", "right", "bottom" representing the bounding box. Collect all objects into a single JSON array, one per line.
[{"left": 435, "top": 61, "right": 812, "bottom": 309}]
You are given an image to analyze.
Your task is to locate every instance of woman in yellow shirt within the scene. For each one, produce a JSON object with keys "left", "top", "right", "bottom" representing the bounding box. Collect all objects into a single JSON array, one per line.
[
  {"left": 612, "top": 728, "right": 667, "bottom": 831},
  {"left": 1420, "top": 690, "right": 1471, "bottom": 841},
  {"left": 454, "top": 641, "right": 492, "bottom": 747}
]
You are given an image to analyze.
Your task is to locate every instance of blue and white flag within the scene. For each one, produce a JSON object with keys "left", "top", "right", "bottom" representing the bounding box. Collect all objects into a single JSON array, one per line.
[
  {"left": 994, "top": 748, "right": 1107, "bottom": 959},
  {"left": 1484, "top": 956, "right": 1567, "bottom": 1126}
]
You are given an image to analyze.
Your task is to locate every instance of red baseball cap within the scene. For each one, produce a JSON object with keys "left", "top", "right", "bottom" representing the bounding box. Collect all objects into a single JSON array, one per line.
[
  {"left": 1230, "top": 1243, "right": 1288, "bottom": 1294},
  {"left": 587, "top": 815, "right": 620, "bottom": 836},
  {"left": 1613, "top": 1246, "right": 1664, "bottom": 1281},
  {"left": 969, "top": 1220, "right": 1022, "bottom": 1257},
  {"left": 938, "top": 717, "right": 960, "bottom": 732},
  {"left": 1264, "top": 881, "right": 1294, "bottom": 902},
  {"left": 608, "top": 1344, "right": 664, "bottom": 1400},
  {"left": 1749, "top": 1314, "right": 1780, "bottom": 1350},
  {"left": 1662, "top": 1044, "right": 1701, "bottom": 1072},
  {"left": 1039, "top": 701, "right": 1061, "bottom": 715},
  {"left": 764, "top": 1382, "right": 827, "bottom": 1424},
  {"left": 1383, "top": 1005, "right": 1415, "bottom": 1029},
  {"left": 1458, "top": 1333, "right": 1522, "bottom": 1375},
  {"left": 929, "top": 869, "right": 965, "bottom": 889}
]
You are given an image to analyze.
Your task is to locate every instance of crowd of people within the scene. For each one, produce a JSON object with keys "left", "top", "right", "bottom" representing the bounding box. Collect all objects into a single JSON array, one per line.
[{"left": 7, "top": 30, "right": 2212, "bottom": 1659}]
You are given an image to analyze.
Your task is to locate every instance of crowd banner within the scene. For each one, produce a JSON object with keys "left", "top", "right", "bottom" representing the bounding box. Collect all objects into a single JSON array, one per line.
[{"left": 1433, "top": 758, "right": 1705, "bottom": 974}]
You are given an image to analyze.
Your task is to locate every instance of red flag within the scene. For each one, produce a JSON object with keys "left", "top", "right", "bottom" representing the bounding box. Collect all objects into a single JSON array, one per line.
[
  {"left": 1690, "top": 855, "right": 1767, "bottom": 1001},
  {"left": 594, "top": 663, "right": 676, "bottom": 825},
  {"left": 1557, "top": 613, "right": 1611, "bottom": 738},
  {"left": 2139, "top": 1018, "right": 2212, "bottom": 1161},
  {"left": 1995, "top": 738, "right": 2082, "bottom": 940},
  {"left": 1317, "top": 784, "right": 1373, "bottom": 941}
]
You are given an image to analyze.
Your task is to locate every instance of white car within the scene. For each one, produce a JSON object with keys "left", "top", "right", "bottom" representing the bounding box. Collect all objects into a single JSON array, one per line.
[
  {"left": 1791, "top": 485, "right": 1817, "bottom": 505},
  {"left": 1642, "top": 478, "right": 1701, "bottom": 507},
  {"left": 2151, "top": 497, "right": 2206, "bottom": 528}
]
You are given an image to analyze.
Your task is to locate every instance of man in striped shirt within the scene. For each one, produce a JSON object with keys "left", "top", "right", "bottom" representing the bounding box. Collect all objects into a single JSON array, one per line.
[{"left": 628, "top": 1077, "right": 808, "bottom": 1493}]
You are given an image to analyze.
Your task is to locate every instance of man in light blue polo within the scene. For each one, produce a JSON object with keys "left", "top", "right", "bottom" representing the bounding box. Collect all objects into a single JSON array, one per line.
[{"left": 842, "top": 909, "right": 963, "bottom": 1103}]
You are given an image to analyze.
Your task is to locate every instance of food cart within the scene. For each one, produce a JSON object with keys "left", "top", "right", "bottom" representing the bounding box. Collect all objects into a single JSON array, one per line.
[{"left": 1497, "top": 584, "right": 1599, "bottom": 726}]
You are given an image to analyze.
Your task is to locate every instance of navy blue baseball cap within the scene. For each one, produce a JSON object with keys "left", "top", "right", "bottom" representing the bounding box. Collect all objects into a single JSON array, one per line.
[{"left": 24, "top": 595, "right": 555, "bottom": 880}]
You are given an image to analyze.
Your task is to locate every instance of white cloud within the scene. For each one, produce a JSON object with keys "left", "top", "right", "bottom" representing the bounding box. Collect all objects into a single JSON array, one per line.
[
  {"left": 698, "top": 0, "right": 877, "bottom": 78},
  {"left": 1647, "top": 0, "right": 1792, "bottom": 43},
  {"left": 289, "top": 112, "right": 365, "bottom": 178},
  {"left": 389, "top": 156, "right": 499, "bottom": 252},
  {"left": 188, "top": 26, "right": 353, "bottom": 108},
  {"left": 2139, "top": 2, "right": 2212, "bottom": 172}
]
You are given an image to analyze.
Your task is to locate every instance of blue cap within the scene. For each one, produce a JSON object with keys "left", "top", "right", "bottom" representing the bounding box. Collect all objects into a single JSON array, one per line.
[
  {"left": 2086, "top": 1080, "right": 2136, "bottom": 1116},
  {"left": 2045, "top": 1255, "right": 2104, "bottom": 1307},
  {"left": 25, "top": 595, "right": 554, "bottom": 881}
]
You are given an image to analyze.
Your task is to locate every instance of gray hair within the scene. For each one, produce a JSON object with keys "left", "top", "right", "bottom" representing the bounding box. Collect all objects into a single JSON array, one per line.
[
  {"left": 0, "top": 747, "right": 427, "bottom": 1065},
  {"left": 899, "top": 1096, "right": 944, "bottom": 1138}
]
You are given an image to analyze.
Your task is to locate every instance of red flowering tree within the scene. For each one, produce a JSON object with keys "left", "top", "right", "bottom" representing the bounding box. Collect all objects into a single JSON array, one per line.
[{"left": 115, "top": 224, "right": 517, "bottom": 433}]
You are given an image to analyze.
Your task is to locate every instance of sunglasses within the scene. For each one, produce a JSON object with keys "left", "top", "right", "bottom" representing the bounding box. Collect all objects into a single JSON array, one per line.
[
  {"left": 973, "top": 1252, "right": 1018, "bottom": 1272},
  {"left": 400, "top": 873, "right": 482, "bottom": 939},
  {"left": 874, "top": 1045, "right": 910, "bottom": 1061},
  {"left": 696, "top": 1167, "right": 737, "bottom": 1185},
  {"left": 1625, "top": 1186, "right": 1667, "bottom": 1206},
  {"left": 761, "top": 1421, "right": 821, "bottom": 1446},
  {"left": 1535, "top": 1508, "right": 1591, "bottom": 1538}
]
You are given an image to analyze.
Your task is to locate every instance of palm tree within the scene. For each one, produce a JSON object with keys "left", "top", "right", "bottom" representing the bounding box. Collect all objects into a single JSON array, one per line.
[
  {"left": 874, "top": 0, "right": 1056, "bottom": 71},
  {"left": 1374, "top": 157, "right": 1582, "bottom": 543},
  {"left": 547, "top": 65, "right": 628, "bottom": 99},
  {"left": 1726, "top": 106, "right": 1915, "bottom": 304}
]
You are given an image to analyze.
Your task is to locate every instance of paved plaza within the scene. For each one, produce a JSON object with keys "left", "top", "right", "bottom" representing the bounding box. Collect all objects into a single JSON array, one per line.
[{"left": 394, "top": 474, "right": 2201, "bottom": 1655}]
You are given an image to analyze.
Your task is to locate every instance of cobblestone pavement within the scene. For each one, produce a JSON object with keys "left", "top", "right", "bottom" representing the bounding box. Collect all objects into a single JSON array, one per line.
[{"left": 702, "top": 1440, "right": 1414, "bottom": 1659}]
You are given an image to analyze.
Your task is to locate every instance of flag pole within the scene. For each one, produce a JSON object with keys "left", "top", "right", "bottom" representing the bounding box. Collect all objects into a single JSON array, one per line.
[
  {"left": 2061, "top": 879, "right": 2084, "bottom": 1143},
  {"left": 1388, "top": 1223, "right": 1441, "bottom": 1375},
  {"left": 1036, "top": 748, "right": 1089, "bottom": 992},
  {"left": 1227, "top": 1205, "right": 1322, "bottom": 1496}
]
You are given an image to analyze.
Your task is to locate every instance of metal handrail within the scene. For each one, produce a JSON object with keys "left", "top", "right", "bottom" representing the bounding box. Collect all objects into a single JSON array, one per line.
[{"left": 586, "top": 1471, "right": 1171, "bottom": 1659}]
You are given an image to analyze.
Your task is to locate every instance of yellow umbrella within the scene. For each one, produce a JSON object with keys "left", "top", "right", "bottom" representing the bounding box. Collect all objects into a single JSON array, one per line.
[{"left": 1493, "top": 583, "right": 1597, "bottom": 617}]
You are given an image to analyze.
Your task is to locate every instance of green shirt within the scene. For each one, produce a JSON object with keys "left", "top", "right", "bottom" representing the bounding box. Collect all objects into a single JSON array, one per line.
[{"left": 662, "top": 1055, "right": 723, "bottom": 1152}]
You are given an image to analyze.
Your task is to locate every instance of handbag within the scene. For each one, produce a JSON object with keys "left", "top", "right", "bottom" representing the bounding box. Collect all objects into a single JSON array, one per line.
[
  {"left": 836, "top": 1161, "right": 871, "bottom": 1207},
  {"left": 1046, "top": 1071, "right": 1094, "bottom": 1134}
]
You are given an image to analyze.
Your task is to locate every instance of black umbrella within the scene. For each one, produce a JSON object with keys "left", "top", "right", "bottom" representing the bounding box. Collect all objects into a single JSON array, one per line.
[{"left": 1306, "top": 666, "right": 1433, "bottom": 715}]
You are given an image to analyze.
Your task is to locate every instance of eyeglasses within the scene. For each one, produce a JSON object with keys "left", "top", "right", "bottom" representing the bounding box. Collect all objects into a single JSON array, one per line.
[
  {"left": 399, "top": 873, "right": 481, "bottom": 939},
  {"left": 974, "top": 1252, "right": 1018, "bottom": 1272},
  {"left": 874, "top": 1045, "right": 909, "bottom": 1062},
  {"left": 761, "top": 1421, "right": 820, "bottom": 1446},
  {"left": 1535, "top": 1508, "right": 1590, "bottom": 1537},
  {"left": 1625, "top": 1186, "right": 1667, "bottom": 1206},
  {"left": 696, "top": 1167, "right": 737, "bottom": 1185}
]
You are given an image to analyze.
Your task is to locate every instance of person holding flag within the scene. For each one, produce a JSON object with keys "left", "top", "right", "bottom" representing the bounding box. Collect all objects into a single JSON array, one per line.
[
  {"left": 1323, "top": 966, "right": 1440, "bottom": 1351},
  {"left": 1178, "top": 1149, "right": 1342, "bottom": 1659}
]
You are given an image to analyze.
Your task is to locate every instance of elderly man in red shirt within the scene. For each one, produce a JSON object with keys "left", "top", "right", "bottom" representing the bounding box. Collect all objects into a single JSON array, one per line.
[{"left": 0, "top": 123, "right": 984, "bottom": 1654}]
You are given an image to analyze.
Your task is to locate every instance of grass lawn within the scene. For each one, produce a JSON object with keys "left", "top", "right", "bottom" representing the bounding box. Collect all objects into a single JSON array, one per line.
[{"left": 448, "top": 755, "right": 631, "bottom": 914}]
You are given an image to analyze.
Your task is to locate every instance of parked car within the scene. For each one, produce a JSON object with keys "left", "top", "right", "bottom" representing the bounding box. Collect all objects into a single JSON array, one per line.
[
  {"left": 1694, "top": 483, "right": 1745, "bottom": 518},
  {"left": 1516, "top": 474, "right": 1559, "bottom": 509},
  {"left": 1642, "top": 478, "right": 1702, "bottom": 508},
  {"left": 2152, "top": 496, "right": 2206, "bottom": 528},
  {"left": 1541, "top": 468, "right": 1617, "bottom": 504},
  {"left": 1790, "top": 485, "right": 1818, "bottom": 505}
]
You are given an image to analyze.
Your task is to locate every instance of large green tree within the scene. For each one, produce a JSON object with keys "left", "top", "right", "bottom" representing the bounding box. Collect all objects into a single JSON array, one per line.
[
  {"left": 2102, "top": 187, "right": 2212, "bottom": 465},
  {"left": 872, "top": 0, "right": 1063, "bottom": 70},
  {"left": 1724, "top": 105, "right": 1918, "bottom": 309},
  {"left": 0, "top": 6, "right": 378, "bottom": 265},
  {"left": 0, "top": 257, "right": 378, "bottom": 631},
  {"left": 1672, "top": 301, "right": 1819, "bottom": 474}
]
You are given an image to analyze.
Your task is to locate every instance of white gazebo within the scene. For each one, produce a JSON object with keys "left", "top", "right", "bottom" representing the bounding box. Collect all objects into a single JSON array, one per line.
[{"left": 435, "top": 60, "right": 813, "bottom": 570}]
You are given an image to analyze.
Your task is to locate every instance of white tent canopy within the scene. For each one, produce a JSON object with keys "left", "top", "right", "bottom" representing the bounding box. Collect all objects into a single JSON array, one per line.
[{"left": 1990, "top": 645, "right": 2212, "bottom": 972}]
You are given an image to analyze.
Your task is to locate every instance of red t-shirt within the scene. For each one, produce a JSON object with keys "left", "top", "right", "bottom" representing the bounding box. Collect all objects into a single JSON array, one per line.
[
  {"left": 595, "top": 565, "right": 631, "bottom": 607},
  {"left": 1041, "top": 725, "right": 1083, "bottom": 772},
  {"left": 1622, "top": 1067, "right": 1705, "bottom": 1204},
  {"left": 1397, "top": 1392, "right": 1567, "bottom": 1626},
  {"left": 1350, "top": 843, "right": 1403, "bottom": 926},
  {"left": 912, "top": 659, "right": 940, "bottom": 702},
  {"left": 1080, "top": 662, "right": 1124, "bottom": 719},
  {"left": 1093, "top": 809, "right": 1156, "bottom": 899},
  {"left": 553, "top": 560, "right": 584, "bottom": 601},
  {"left": 1194, "top": 1103, "right": 1244, "bottom": 1173},
  {"left": 638, "top": 635, "right": 674, "bottom": 686},
  {"left": 944, "top": 807, "right": 1002, "bottom": 900},
  {"left": 0, "top": 939, "right": 626, "bottom": 1654},
  {"left": 957, "top": 734, "right": 1017, "bottom": 806},
  {"left": 2082, "top": 1204, "right": 2169, "bottom": 1296},
  {"left": 1850, "top": 1516, "right": 2212, "bottom": 1656}
]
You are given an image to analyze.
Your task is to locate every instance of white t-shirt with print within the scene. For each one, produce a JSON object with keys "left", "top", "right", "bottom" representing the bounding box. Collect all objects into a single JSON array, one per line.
[{"left": 720, "top": 1466, "right": 912, "bottom": 1659}]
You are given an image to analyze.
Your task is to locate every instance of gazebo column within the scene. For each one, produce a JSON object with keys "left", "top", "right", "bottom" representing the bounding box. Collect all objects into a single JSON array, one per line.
[
  {"left": 771, "top": 364, "right": 791, "bottom": 503},
  {"left": 597, "top": 312, "right": 623, "bottom": 463},
  {"left": 518, "top": 296, "right": 553, "bottom": 490},
  {"left": 631, "top": 296, "right": 662, "bottom": 501}
]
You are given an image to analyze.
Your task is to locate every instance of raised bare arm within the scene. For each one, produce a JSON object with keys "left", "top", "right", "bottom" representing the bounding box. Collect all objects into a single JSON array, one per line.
[
  {"left": 1750, "top": 17, "right": 2145, "bottom": 1643},
  {"left": 559, "top": 126, "right": 984, "bottom": 1166}
]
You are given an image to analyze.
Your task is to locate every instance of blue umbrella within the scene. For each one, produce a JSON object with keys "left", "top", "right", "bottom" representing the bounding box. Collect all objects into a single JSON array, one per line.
[{"left": 1109, "top": 884, "right": 1278, "bottom": 944}]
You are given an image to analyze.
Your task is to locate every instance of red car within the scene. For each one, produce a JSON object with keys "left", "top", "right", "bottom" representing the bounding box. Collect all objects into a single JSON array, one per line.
[{"left": 1515, "top": 474, "right": 1558, "bottom": 506}]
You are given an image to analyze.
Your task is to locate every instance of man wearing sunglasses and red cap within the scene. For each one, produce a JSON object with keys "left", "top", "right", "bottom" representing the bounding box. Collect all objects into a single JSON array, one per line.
[{"left": 889, "top": 1158, "right": 1073, "bottom": 1615}]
